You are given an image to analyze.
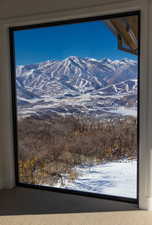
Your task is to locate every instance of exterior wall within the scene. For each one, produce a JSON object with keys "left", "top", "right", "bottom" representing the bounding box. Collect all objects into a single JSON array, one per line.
[{"left": 0, "top": 0, "right": 151, "bottom": 210}]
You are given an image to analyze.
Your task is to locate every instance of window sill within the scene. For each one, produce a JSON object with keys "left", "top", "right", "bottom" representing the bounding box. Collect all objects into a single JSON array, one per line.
[{"left": 0, "top": 187, "right": 138, "bottom": 215}]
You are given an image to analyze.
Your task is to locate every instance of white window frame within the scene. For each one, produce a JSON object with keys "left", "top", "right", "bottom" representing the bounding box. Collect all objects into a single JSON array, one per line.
[{"left": 0, "top": 0, "right": 151, "bottom": 210}]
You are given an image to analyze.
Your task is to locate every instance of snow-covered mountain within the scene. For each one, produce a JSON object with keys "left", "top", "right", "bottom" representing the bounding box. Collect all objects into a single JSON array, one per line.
[{"left": 16, "top": 56, "right": 138, "bottom": 118}]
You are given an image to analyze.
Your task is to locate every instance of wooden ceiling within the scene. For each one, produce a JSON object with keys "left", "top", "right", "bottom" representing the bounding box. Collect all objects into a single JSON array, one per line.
[{"left": 105, "top": 16, "right": 138, "bottom": 55}]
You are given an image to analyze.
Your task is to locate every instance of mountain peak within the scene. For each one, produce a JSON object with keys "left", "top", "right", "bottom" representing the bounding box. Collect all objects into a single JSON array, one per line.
[
  {"left": 101, "top": 58, "right": 112, "bottom": 63},
  {"left": 65, "top": 56, "right": 82, "bottom": 61},
  {"left": 16, "top": 55, "right": 137, "bottom": 118}
]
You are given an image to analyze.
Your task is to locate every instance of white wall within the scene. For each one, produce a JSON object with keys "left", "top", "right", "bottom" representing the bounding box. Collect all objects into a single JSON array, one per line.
[
  {"left": 0, "top": 0, "right": 135, "bottom": 20},
  {"left": 0, "top": 0, "right": 152, "bottom": 210},
  {"left": 0, "top": 26, "right": 15, "bottom": 189}
]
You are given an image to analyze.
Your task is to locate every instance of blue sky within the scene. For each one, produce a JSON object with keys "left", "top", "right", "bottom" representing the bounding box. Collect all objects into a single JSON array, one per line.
[{"left": 14, "top": 20, "right": 137, "bottom": 65}]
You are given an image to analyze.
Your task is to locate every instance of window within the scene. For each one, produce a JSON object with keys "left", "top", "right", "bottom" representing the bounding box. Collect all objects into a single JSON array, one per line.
[{"left": 10, "top": 11, "right": 140, "bottom": 202}]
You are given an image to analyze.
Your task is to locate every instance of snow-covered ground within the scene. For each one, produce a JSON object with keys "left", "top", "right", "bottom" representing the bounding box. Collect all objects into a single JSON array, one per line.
[
  {"left": 52, "top": 159, "right": 137, "bottom": 199},
  {"left": 109, "top": 106, "right": 137, "bottom": 117}
]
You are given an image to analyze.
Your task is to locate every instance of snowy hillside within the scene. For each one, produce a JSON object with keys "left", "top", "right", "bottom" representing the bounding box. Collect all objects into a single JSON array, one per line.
[
  {"left": 44, "top": 159, "right": 137, "bottom": 199},
  {"left": 16, "top": 56, "right": 138, "bottom": 118}
]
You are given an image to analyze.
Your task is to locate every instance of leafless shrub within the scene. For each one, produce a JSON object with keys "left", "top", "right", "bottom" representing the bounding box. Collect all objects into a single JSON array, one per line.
[{"left": 18, "top": 114, "right": 137, "bottom": 185}]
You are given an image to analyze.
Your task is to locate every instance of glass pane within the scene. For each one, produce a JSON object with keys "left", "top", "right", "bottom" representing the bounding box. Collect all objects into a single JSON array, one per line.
[{"left": 13, "top": 13, "right": 139, "bottom": 199}]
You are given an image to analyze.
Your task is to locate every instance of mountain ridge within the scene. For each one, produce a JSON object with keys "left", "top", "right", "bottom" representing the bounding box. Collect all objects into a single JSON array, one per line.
[{"left": 16, "top": 56, "right": 138, "bottom": 118}]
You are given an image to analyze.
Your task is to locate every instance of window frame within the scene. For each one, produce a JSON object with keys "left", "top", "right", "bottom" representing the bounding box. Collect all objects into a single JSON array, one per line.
[{"left": 9, "top": 10, "right": 140, "bottom": 204}]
